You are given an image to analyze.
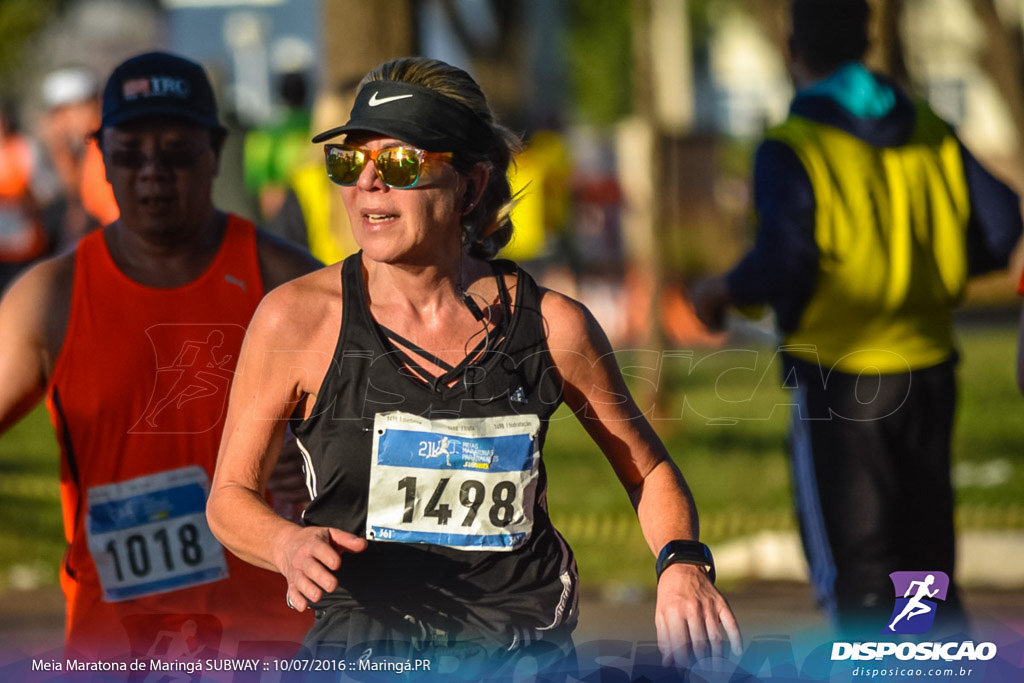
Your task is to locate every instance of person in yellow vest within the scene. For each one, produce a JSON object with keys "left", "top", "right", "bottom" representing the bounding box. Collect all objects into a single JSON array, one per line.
[
  {"left": 502, "top": 129, "right": 571, "bottom": 266},
  {"left": 693, "top": 0, "right": 1022, "bottom": 636},
  {"left": 266, "top": 88, "right": 360, "bottom": 264}
]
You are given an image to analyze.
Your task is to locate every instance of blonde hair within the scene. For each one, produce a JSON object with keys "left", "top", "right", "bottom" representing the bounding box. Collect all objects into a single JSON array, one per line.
[{"left": 361, "top": 57, "right": 522, "bottom": 259}]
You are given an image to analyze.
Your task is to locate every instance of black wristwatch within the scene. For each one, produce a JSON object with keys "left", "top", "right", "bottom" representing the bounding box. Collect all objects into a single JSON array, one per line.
[{"left": 656, "top": 540, "right": 716, "bottom": 584}]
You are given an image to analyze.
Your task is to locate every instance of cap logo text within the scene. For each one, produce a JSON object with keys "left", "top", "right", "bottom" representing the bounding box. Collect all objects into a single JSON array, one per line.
[{"left": 122, "top": 76, "right": 191, "bottom": 101}]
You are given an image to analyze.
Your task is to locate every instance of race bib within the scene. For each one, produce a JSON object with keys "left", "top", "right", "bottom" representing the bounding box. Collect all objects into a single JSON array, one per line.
[
  {"left": 86, "top": 466, "right": 229, "bottom": 602},
  {"left": 366, "top": 411, "right": 541, "bottom": 551}
]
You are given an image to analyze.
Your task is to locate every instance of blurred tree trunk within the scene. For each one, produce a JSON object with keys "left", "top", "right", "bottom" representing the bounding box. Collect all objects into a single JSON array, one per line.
[
  {"left": 322, "top": 1, "right": 525, "bottom": 128},
  {"left": 744, "top": 0, "right": 788, "bottom": 58},
  {"left": 443, "top": 1, "right": 527, "bottom": 124},
  {"left": 972, "top": 0, "right": 1024, "bottom": 160},
  {"left": 321, "top": 0, "right": 417, "bottom": 95},
  {"left": 868, "top": 0, "right": 910, "bottom": 86},
  {"left": 627, "top": 0, "right": 663, "bottom": 351}
]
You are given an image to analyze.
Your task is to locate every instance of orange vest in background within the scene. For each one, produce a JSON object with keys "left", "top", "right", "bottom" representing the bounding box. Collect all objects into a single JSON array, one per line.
[
  {"left": 0, "top": 134, "right": 48, "bottom": 262},
  {"left": 80, "top": 139, "right": 119, "bottom": 226},
  {"left": 46, "top": 215, "right": 310, "bottom": 660}
]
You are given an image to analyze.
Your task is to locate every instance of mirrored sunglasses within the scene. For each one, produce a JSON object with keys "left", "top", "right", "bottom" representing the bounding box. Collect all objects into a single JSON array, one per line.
[
  {"left": 324, "top": 144, "right": 453, "bottom": 189},
  {"left": 106, "top": 147, "right": 206, "bottom": 170}
]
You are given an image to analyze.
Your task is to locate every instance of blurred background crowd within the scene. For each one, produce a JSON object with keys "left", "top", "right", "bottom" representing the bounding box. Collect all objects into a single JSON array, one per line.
[{"left": 3, "top": 0, "right": 1021, "bottom": 344}]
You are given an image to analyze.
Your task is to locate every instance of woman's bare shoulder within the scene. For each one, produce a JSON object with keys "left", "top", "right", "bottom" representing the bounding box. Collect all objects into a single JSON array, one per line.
[
  {"left": 249, "top": 263, "right": 345, "bottom": 348},
  {"left": 538, "top": 286, "right": 593, "bottom": 341}
]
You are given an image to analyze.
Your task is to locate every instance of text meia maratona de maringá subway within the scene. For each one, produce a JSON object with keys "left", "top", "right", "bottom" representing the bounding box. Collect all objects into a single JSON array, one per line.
[{"left": 32, "top": 658, "right": 259, "bottom": 674}]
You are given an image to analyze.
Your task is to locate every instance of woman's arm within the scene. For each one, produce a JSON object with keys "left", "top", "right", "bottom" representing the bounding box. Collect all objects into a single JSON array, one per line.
[
  {"left": 542, "top": 288, "right": 742, "bottom": 667},
  {"left": 207, "top": 269, "right": 366, "bottom": 611}
]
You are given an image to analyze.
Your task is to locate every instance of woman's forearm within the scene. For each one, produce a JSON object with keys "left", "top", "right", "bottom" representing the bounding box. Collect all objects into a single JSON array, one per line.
[{"left": 207, "top": 482, "right": 301, "bottom": 574}]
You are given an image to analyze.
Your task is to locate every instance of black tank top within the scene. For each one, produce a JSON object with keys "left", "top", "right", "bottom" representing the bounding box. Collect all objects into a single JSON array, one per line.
[{"left": 293, "top": 253, "right": 578, "bottom": 646}]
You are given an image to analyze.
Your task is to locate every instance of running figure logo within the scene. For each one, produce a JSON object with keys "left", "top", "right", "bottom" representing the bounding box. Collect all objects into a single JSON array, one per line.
[
  {"left": 885, "top": 571, "right": 950, "bottom": 634},
  {"left": 130, "top": 324, "right": 245, "bottom": 434},
  {"left": 122, "top": 613, "right": 221, "bottom": 680},
  {"left": 419, "top": 436, "right": 454, "bottom": 467}
]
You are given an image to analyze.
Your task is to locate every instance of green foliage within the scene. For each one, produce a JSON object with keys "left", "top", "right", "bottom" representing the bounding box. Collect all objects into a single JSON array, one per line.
[
  {"left": 566, "top": 0, "right": 634, "bottom": 125},
  {"left": 562, "top": 0, "right": 727, "bottom": 128},
  {"left": 0, "top": 402, "right": 62, "bottom": 590},
  {"left": 951, "top": 321, "right": 1024, "bottom": 508},
  {"left": 0, "top": 0, "right": 63, "bottom": 88}
]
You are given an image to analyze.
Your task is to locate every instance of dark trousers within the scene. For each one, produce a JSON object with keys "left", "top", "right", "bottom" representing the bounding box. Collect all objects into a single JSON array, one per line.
[{"left": 787, "top": 355, "right": 966, "bottom": 636}]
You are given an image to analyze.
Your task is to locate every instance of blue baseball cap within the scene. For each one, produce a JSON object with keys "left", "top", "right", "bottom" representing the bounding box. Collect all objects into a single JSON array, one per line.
[{"left": 100, "top": 51, "right": 224, "bottom": 132}]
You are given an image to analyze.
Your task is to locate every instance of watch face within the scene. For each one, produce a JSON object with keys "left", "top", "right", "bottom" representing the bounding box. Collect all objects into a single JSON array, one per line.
[{"left": 657, "top": 541, "right": 716, "bottom": 584}]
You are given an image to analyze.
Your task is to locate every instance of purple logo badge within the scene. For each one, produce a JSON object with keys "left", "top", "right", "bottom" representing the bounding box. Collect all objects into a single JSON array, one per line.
[{"left": 884, "top": 571, "right": 950, "bottom": 634}]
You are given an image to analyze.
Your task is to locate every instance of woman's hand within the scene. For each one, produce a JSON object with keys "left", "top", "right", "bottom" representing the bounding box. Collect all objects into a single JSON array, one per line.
[
  {"left": 655, "top": 563, "right": 743, "bottom": 668},
  {"left": 275, "top": 525, "right": 369, "bottom": 611}
]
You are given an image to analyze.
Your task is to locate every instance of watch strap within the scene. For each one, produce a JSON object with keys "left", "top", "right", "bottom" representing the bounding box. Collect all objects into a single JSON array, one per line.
[{"left": 656, "top": 540, "right": 716, "bottom": 584}]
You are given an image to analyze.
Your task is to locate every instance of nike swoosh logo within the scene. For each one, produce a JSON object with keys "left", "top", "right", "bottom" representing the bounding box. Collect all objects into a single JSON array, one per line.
[{"left": 368, "top": 91, "right": 414, "bottom": 107}]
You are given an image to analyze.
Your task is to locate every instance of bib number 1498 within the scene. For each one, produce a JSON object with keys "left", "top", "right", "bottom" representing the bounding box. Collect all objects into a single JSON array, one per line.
[
  {"left": 397, "top": 476, "right": 518, "bottom": 528},
  {"left": 367, "top": 412, "right": 541, "bottom": 551}
]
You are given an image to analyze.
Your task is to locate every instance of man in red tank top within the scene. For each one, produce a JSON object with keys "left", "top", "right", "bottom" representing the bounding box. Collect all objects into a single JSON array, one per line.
[{"left": 0, "top": 51, "right": 320, "bottom": 663}]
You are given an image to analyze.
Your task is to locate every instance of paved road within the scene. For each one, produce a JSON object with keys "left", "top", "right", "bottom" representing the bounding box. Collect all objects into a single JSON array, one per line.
[
  {"left": 573, "top": 581, "right": 1024, "bottom": 682},
  {"left": 575, "top": 579, "right": 1024, "bottom": 641},
  {"left": 2, "top": 581, "right": 1022, "bottom": 680}
]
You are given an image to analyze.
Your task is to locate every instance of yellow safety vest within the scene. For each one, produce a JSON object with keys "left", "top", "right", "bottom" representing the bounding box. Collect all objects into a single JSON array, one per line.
[
  {"left": 767, "top": 101, "right": 970, "bottom": 372},
  {"left": 290, "top": 161, "right": 357, "bottom": 266}
]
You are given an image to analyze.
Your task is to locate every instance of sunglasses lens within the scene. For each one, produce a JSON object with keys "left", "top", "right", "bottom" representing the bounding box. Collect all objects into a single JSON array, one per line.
[
  {"left": 108, "top": 149, "right": 201, "bottom": 169},
  {"left": 163, "top": 149, "right": 202, "bottom": 168},
  {"left": 325, "top": 147, "right": 365, "bottom": 186},
  {"left": 375, "top": 148, "right": 422, "bottom": 189},
  {"left": 108, "top": 151, "right": 143, "bottom": 169},
  {"left": 324, "top": 146, "right": 428, "bottom": 188}
]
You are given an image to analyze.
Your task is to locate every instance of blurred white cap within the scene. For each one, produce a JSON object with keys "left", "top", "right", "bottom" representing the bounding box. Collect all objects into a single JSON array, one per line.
[
  {"left": 271, "top": 36, "right": 314, "bottom": 74},
  {"left": 42, "top": 67, "right": 100, "bottom": 109}
]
